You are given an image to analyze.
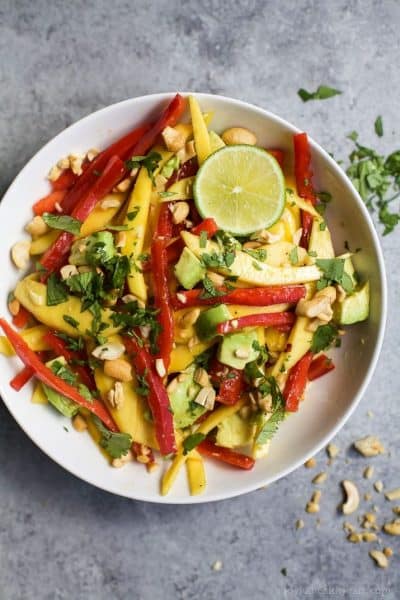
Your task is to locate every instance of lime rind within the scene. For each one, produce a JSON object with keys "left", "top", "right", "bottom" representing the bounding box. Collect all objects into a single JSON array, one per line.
[{"left": 193, "top": 145, "right": 285, "bottom": 236}]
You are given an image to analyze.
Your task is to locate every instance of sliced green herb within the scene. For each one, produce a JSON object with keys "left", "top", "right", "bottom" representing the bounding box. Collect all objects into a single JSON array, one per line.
[
  {"left": 46, "top": 274, "right": 68, "bottom": 306},
  {"left": 298, "top": 85, "right": 342, "bottom": 102},
  {"left": 42, "top": 213, "right": 82, "bottom": 235},
  {"left": 374, "top": 116, "right": 383, "bottom": 137},
  {"left": 92, "top": 416, "right": 132, "bottom": 459},
  {"left": 289, "top": 246, "right": 298, "bottom": 265},
  {"left": 311, "top": 323, "right": 339, "bottom": 354},
  {"left": 183, "top": 432, "right": 206, "bottom": 455}
]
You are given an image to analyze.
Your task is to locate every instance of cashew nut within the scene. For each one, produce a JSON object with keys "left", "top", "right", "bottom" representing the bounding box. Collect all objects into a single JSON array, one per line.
[
  {"left": 354, "top": 435, "right": 385, "bottom": 457},
  {"left": 107, "top": 381, "right": 125, "bottom": 409},
  {"left": 60, "top": 264, "right": 79, "bottom": 280},
  {"left": 170, "top": 201, "right": 190, "bottom": 225},
  {"left": 296, "top": 286, "right": 336, "bottom": 320},
  {"left": 11, "top": 241, "right": 31, "bottom": 270},
  {"left": 221, "top": 127, "right": 257, "bottom": 146},
  {"left": 341, "top": 480, "right": 360, "bottom": 514},
  {"left": 193, "top": 386, "right": 216, "bottom": 410},
  {"left": 162, "top": 126, "right": 186, "bottom": 152},
  {"left": 25, "top": 215, "right": 49, "bottom": 237},
  {"left": 72, "top": 414, "right": 87, "bottom": 432},
  {"left": 369, "top": 550, "right": 389, "bottom": 568},
  {"left": 92, "top": 342, "right": 125, "bottom": 361},
  {"left": 104, "top": 358, "right": 133, "bottom": 382},
  {"left": 383, "top": 520, "right": 400, "bottom": 536}
]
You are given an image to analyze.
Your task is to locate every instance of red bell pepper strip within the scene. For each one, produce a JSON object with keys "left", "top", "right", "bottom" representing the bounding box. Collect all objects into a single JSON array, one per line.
[
  {"left": 308, "top": 354, "right": 335, "bottom": 381},
  {"left": 60, "top": 123, "right": 150, "bottom": 215},
  {"left": 10, "top": 365, "right": 35, "bottom": 391},
  {"left": 40, "top": 155, "right": 126, "bottom": 277},
  {"left": 191, "top": 218, "right": 219, "bottom": 237},
  {"left": 172, "top": 284, "right": 306, "bottom": 310},
  {"left": 283, "top": 351, "right": 314, "bottom": 412},
  {"left": 151, "top": 237, "right": 174, "bottom": 370},
  {"left": 129, "top": 94, "right": 186, "bottom": 157},
  {"left": 51, "top": 169, "right": 78, "bottom": 191},
  {"left": 197, "top": 439, "right": 255, "bottom": 470},
  {"left": 42, "top": 330, "right": 95, "bottom": 391},
  {"left": 294, "top": 132, "right": 317, "bottom": 249},
  {"left": 124, "top": 336, "right": 176, "bottom": 455},
  {"left": 216, "top": 311, "right": 296, "bottom": 335},
  {"left": 166, "top": 156, "right": 198, "bottom": 188},
  {"left": 33, "top": 190, "right": 67, "bottom": 216},
  {"left": 0, "top": 319, "right": 117, "bottom": 430},
  {"left": 156, "top": 203, "right": 174, "bottom": 238},
  {"left": 12, "top": 305, "right": 31, "bottom": 329},
  {"left": 267, "top": 149, "right": 285, "bottom": 168}
]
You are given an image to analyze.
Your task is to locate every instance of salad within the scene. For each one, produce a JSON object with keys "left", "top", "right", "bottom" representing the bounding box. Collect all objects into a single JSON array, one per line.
[{"left": 0, "top": 94, "right": 370, "bottom": 496}]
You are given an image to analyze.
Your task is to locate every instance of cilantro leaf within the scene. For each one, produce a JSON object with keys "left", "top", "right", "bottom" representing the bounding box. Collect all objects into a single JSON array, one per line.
[
  {"left": 311, "top": 323, "right": 339, "bottom": 354},
  {"left": 46, "top": 274, "right": 68, "bottom": 306},
  {"left": 182, "top": 432, "right": 206, "bottom": 455},
  {"left": 92, "top": 416, "right": 132, "bottom": 459},
  {"left": 244, "top": 248, "right": 267, "bottom": 261},
  {"left": 127, "top": 207, "right": 140, "bottom": 221},
  {"left": 374, "top": 116, "right": 383, "bottom": 137},
  {"left": 63, "top": 315, "right": 79, "bottom": 329},
  {"left": 256, "top": 407, "right": 285, "bottom": 445},
  {"left": 160, "top": 155, "right": 180, "bottom": 179},
  {"left": 316, "top": 258, "right": 354, "bottom": 293},
  {"left": 298, "top": 85, "right": 342, "bottom": 102},
  {"left": 199, "top": 275, "right": 226, "bottom": 300},
  {"left": 126, "top": 151, "right": 162, "bottom": 183},
  {"left": 42, "top": 213, "right": 82, "bottom": 235}
]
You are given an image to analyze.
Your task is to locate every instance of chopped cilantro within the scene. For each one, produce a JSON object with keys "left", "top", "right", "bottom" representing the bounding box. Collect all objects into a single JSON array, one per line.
[
  {"left": 50, "top": 360, "right": 77, "bottom": 386},
  {"left": 319, "top": 221, "right": 327, "bottom": 231},
  {"left": 289, "top": 246, "right": 298, "bottom": 265},
  {"left": 199, "top": 275, "right": 226, "bottom": 300},
  {"left": 244, "top": 248, "right": 267, "bottom": 261},
  {"left": 126, "top": 151, "right": 162, "bottom": 183},
  {"left": 297, "top": 85, "right": 342, "bottom": 102},
  {"left": 183, "top": 432, "right": 206, "bottom": 455},
  {"left": 374, "top": 116, "right": 383, "bottom": 137},
  {"left": 63, "top": 315, "right": 79, "bottom": 329},
  {"left": 127, "top": 207, "right": 140, "bottom": 221},
  {"left": 160, "top": 155, "right": 180, "bottom": 179},
  {"left": 136, "top": 370, "right": 150, "bottom": 397},
  {"left": 92, "top": 416, "right": 132, "bottom": 459},
  {"left": 316, "top": 258, "right": 354, "bottom": 292},
  {"left": 199, "top": 230, "right": 208, "bottom": 249},
  {"left": 159, "top": 191, "right": 177, "bottom": 198},
  {"left": 256, "top": 407, "right": 285, "bottom": 445},
  {"left": 311, "top": 323, "right": 339, "bottom": 354},
  {"left": 54, "top": 332, "right": 84, "bottom": 352},
  {"left": 42, "top": 213, "right": 82, "bottom": 235}
]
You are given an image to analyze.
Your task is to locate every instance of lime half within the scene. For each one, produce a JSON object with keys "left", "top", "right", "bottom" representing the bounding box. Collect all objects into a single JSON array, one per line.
[{"left": 193, "top": 145, "right": 285, "bottom": 236}]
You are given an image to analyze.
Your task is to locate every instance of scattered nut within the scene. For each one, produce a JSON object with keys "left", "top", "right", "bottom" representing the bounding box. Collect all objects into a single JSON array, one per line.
[
  {"left": 343, "top": 521, "right": 356, "bottom": 533},
  {"left": 304, "top": 457, "right": 317, "bottom": 469},
  {"left": 92, "top": 342, "right": 125, "bottom": 361},
  {"left": 115, "top": 178, "right": 131, "bottom": 193},
  {"left": 234, "top": 348, "right": 249, "bottom": 359},
  {"left": 100, "top": 197, "right": 122, "bottom": 209},
  {"left": 107, "top": 381, "right": 124, "bottom": 409},
  {"left": 212, "top": 560, "right": 223, "bottom": 572},
  {"left": 104, "top": 358, "right": 133, "bottom": 382},
  {"left": 306, "top": 491, "right": 321, "bottom": 513},
  {"left": 57, "top": 157, "right": 70, "bottom": 170},
  {"left": 25, "top": 215, "right": 49, "bottom": 237},
  {"left": 170, "top": 201, "right": 190, "bottom": 225},
  {"left": 296, "top": 286, "right": 336, "bottom": 321},
  {"left": 326, "top": 443, "right": 339, "bottom": 459},
  {"left": 384, "top": 488, "right": 400, "bottom": 501},
  {"left": 87, "top": 148, "right": 100, "bottom": 162},
  {"left": 194, "top": 367, "right": 210, "bottom": 387},
  {"left": 112, "top": 450, "right": 133, "bottom": 468},
  {"left": 60, "top": 264, "right": 79, "bottom": 280},
  {"left": 48, "top": 164, "right": 62, "bottom": 181},
  {"left": 180, "top": 308, "right": 201, "bottom": 328},
  {"left": 348, "top": 532, "right": 362, "bottom": 543},
  {"left": 383, "top": 520, "right": 400, "bottom": 536},
  {"left": 392, "top": 506, "right": 400, "bottom": 516},
  {"left": 342, "top": 480, "right": 360, "bottom": 515},
  {"left": 363, "top": 465, "right": 374, "bottom": 480},
  {"left": 11, "top": 241, "right": 31, "bottom": 270},
  {"left": 8, "top": 297, "right": 20, "bottom": 316},
  {"left": 374, "top": 480, "right": 384, "bottom": 493},
  {"left": 369, "top": 550, "right": 389, "bottom": 569},
  {"left": 194, "top": 386, "right": 216, "bottom": 410},
  {"left": 221, "top": 127, "right": 257, "bottom": 146},
  {"left": 364, "top": 493, "right": 372, "bottom": 501},
  {"left": 72, "top": 414, "right": 87, "bottom": 432},
  {"left": 162, "top": 126, "right": 186, "bottom": 152},
  {"left": 296, "top": 519, "right": 305, "bottom": 530},
  {"left": 155, "top": 358, "right": 166, "bottom": 378},
  {"left": 206, "top": 270, "right": 225, "bottom": 287},
  {"left": 383, "top": 547, "right": 393, "bottom": 558},
  {"left": 354, "top": 435, "right": 385, "bottom": 457},
  {"left": 243, "top": 241, "right": 263, "bottom": 250},
  {"left": 69, "top": 154, "right": 84, "bottom": 175},
  {"left": 312, "top": 472, "right": 328, "bottom": 485},
  {"left": 115, "top": 231, "right": 126, "bottom": 248}
]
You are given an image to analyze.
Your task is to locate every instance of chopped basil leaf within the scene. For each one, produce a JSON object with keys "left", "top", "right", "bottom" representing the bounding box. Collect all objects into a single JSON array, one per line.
[
  {"left": 183, "top": 432, "right": 206, "bottom": 455},
  {"left": 298, "top": 85, "right": 342, "bottom": 102},
  {"left": 46, "top": 274, "right": 68, "bottom": 306},
  {"left": 42, "top": 213, "right": 82, "bottom": 235}
]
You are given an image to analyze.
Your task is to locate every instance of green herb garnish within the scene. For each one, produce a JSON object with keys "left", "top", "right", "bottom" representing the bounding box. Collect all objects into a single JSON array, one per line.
[
  {"left": 183, "top": 432, "right": 206, "bottom": 455},
  {"left": 316, "top": 258, "right": 354, "bottom": 292},
  {"left": 374, "top": 116, "right": 383, "bottom": 137},
  {"left": 46, "top": 274, "right": 68, "bottom": 306},
  {"left": 126, "top": 151, "right": 162, "bottom": 183},
  {"left": 297, "top": 85, "right": 342, "bottom": 102},
  {"left": 289, "top": 246, "right": 298, "bottom": 265},
  {"left": 311, "top": 323, "right": 339, "bottom": 354},
  {"left": 42, "top": 213, "right": 82, "bottom": 235},
  {"left": 92, "top": 416, "right": 132, "bottom": 459}
]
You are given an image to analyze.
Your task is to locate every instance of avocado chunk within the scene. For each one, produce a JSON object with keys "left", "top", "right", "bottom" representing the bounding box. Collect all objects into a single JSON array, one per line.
[
  {"left": 168, "top": 366, "right": 207, "bottom": 428},
  {"left": 174, "top": 247, "right": 206, "bottom": 290},
  {"left": 216, "top": 412, "right": 255, "bottom": 448},
  {"left": 195, "top": 304, "right": 231, "bottom": 341},
  {"left": 218, "top": 330, "right": 260, "bottom": 370},
  {"left": 42, "top": 357, "right": 79, "bottom": 418},
  {"left": 69, "top": 231, "right": 116, "bottom": 266},
  {"left": 334, "top": 281, "right": 370, "bottom": 325}
]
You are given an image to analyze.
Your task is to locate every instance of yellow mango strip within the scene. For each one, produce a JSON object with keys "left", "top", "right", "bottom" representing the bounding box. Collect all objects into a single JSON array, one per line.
[
  {"left": 169, "top": 340, "right": 214, "bottom": 373},
  {"left": 80, "top": 192, "right": 126, "bottom": 236},
  {"left": 121, "top": 167, "right": 153, "bottom": 302},
  {"left": 174, "top": 112, "right": 214, "bottom": 143},
  {"left": 227, "top": 304, "right": 290, "bottom": 318},
  {"left": 161, "top": 398, "right": 245, "bottom": 495},
  {"left": 182, "top": 232, "right": 321, "bottom": 286},
  {"left": 189, "top": 96, "right": 211, "bottom": 165},
  {"left": 270, "top": 315, "right": 313, "bottom": 378},
  {"left": 14, "top": 278, "right": 118, "bottom": 338},
  {"left": 30, "top": 230, "right": 59, "bottom": 255},
  {"left": 265, "top": 220, "right": 287, "bottom": 242},
  {"left": 31, "top": 382, "right": 48, "bottom": 404},
  {"left": 1, "top": 325, "right": 51, "bottom": 357},
  {"left": 287, "top": 194, "right": 319, "bottom": 218},
  {"left": 264, "top": 328, "right": 288, "bottom": 352},
  {"left": 84, "top": 414, "right": 111, "bottom": 462},
  {"left": 280, "top": 206, "right": 301, "bottom": 240},
  {"left": 161, "top": 176, "right": 195, "bottom": 202},
  {"left": 186, "top": 450, "right": 206, "bottom": 496},
  {"left": 0, "top": 336, "right": 14, "bottom": 356}
]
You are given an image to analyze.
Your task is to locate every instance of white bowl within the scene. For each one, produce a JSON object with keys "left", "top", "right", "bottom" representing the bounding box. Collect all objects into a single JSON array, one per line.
[{"left": 0, "top": 93, "right": 386, "bottom": 504}]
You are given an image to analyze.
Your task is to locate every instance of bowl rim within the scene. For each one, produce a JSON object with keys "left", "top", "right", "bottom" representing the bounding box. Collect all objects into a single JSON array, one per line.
[{"left": 0, "top": 91, "right": 387, "bottom": 504}]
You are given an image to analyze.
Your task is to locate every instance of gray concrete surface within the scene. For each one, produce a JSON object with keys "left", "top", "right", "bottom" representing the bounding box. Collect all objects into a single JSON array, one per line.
[{"left": 0, "top": 1, "right": 399, "bottom": 598}]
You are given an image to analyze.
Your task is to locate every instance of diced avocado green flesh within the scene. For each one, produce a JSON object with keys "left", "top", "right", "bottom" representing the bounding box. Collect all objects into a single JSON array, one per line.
[
  {"left": 167, "top": 366, "right": 207, "bottom": 428},
  {"left": 216, "top": 412, "right": 255, "bottom": 448},
  {"left": 43, "top": 356, "right": 79, "bottom": 418},
  {"left": 218, "top": 330, "right": 260, "bottom": 370},
  {"left": 69, "top": 231, "right": 116, "bottom": 266},
  {"left": 334, "top": 281, "right": 370, "bottom": 325},
  {"left": 174, "top": 247, "right": 206, "bottom": 290},
  {"left": 196, "top": 304, "right": 231, "bottom": 341},
  {"left": 42, "top": 384, "right": 79, "bottom": 418},
  {"left": 337, "top": 253, "right": 358, "bottom": 288}
]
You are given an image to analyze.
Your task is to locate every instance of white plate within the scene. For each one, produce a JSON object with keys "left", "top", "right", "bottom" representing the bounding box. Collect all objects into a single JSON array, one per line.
[{"left": 0, "top": 92, "right": 387, "bottom": 503}]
